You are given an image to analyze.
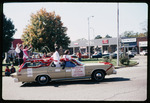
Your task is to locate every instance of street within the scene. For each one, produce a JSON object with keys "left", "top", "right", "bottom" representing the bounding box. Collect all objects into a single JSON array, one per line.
[{"left": 2, "top": 55, "right": 147, "bottom": 101}]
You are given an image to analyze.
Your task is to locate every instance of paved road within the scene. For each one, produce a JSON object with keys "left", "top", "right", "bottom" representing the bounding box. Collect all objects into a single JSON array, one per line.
[{"left": 2, "top": 56, "right": 147, "bottom": 101}]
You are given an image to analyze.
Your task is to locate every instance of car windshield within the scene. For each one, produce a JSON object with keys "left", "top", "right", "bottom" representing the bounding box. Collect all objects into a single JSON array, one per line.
[{"left": 71, "top": 58, "right": 84, "bottom": 65}]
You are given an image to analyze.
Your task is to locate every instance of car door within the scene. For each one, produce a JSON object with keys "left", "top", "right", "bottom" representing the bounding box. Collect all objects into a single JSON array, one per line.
[
  {"left": 47, "top": 61, "right": 65, "bottom": 79},
  {"left": 65, "top": 66, "right": 85, "bottom": 78}
]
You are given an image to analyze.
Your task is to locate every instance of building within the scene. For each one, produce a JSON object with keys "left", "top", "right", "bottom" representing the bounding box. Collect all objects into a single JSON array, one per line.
[
  {"left": 69, "top": 38, "right": 118, "bottom": 55},
  {"left": 136, "top": 37, "right": 147, "bottom": 53},
  {"left": 69, "top": 37, "right": 147, "bottom": 55},
  {"left": 121, "top": 37, "right": 137, "bottom": 54}
]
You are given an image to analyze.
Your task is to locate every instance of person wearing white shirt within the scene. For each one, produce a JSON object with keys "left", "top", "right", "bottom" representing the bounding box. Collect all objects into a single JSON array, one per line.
[
  {"left": 62, "top": 50, "right": 76, "bottom": 69},
  {"left": 51, "top": 47, "right": 60, "bottom": 67}
]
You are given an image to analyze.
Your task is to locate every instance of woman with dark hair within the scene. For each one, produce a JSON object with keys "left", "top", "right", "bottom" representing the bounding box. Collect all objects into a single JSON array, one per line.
[
  {"left": 23, "top": 44, "right": 32, "bottom": 62},
  {"left": 62, "top": 50, "right": 76, "bottom": 69}
]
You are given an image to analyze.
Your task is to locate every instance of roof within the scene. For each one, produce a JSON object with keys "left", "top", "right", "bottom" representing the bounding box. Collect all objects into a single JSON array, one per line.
[{"left": 69, "top": 38, "right": 117, "bottom": 47}]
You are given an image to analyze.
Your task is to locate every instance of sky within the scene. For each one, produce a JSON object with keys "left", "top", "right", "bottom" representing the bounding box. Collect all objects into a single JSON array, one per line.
[{"left": 3, "top": 2, "right": 148, "bottom": 41}]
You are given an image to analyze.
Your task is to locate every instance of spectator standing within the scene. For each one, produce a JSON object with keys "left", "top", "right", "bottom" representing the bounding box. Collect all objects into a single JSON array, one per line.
[
  {"left": 77, "top": 51, "right": 82, "bottom": 61},
  {"left": 5, "top": 65, "right": 10, "bottom": 76},
  {"left": 10, "top": 64, "right": 16, "bottom": 74}
]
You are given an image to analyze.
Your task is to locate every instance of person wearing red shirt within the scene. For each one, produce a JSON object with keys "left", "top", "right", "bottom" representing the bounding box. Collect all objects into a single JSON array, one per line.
[
  {"left": 5, "top": 65, "right": 10, "bottom": 76},
  {"left": 10, "top": 64, "right": 16, "bottom": 74},
  {"left": 77, "top": 51, "right": 82, "bottom": 61}
]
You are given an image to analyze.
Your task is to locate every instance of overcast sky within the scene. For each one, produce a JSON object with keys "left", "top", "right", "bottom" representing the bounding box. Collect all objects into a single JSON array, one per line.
[{"left": 3, "top": 2, "right": 148, "bottom": 41}]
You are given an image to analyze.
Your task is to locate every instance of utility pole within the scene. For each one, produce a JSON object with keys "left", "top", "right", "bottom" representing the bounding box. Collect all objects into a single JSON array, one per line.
[
  {"left": 117, "top": 3, "right": 120, "bottom": 66},
  {"left": 88, "top": 16, "right": 94, "bottom": 58}
]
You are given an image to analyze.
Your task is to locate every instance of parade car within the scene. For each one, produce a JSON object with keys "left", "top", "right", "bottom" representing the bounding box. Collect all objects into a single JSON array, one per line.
[{"left": 11, "top": 57, "right": 117, "bottom": 85}]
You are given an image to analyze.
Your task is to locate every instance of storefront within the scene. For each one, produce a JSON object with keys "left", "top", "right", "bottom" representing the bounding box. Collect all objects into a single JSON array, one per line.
[
  {"left": 121, "top": 38, "right": 137, "bottom": 54},
  {"left": 69, "top": 38, "right": 117, "bottom": 55},
  {"left": 136, "top": 37, "right": 147, "bottom": 53},
  {"left": 138, "top": 41, "right": 147, "bottom": 52}
]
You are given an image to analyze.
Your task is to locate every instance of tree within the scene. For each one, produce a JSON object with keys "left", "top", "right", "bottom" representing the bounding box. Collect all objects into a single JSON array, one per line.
[
  {"left": 121, "top": 31, "right": 135, "bottom": 37},
  {"left": 105, "top": 34, "right": 112, "bottom": 38},
  {"left": 76, "top": 38, "right": 87, "bottom": 41},
  {"left": 140, "top": 21, "right": 147, "bottom": 36},
  {"left": 3, "top": 14, "right": 16, "bottom": 54},
  {"left": 94, "top": 35, "right": 102, "bottom": 39},
  {"left": 121, "top": 31, "right": 147, "bottom": 38},
  {"left": 21, "top": 8, "right": 71, "bottom": 52}
]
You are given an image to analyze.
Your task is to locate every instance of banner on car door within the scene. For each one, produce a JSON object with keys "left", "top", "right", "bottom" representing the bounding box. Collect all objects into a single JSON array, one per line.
[{"left": 71, "top": 66, "right": 85, "bottom": 77}]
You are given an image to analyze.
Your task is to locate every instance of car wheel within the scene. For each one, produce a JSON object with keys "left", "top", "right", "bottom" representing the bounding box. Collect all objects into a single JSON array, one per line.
[
  {"left": 36, "top": 75, "right": 50, "bottom": 85},
  {"left": 92, "top": 70, "right": 105, "bottom": 82}
]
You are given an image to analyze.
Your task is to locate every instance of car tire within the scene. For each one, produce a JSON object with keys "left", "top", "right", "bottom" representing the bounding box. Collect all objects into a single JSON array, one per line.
[
  {"left": 92, "top": 70, "right": 105, "bottom": 82},
  {"left": 36, "top": 75, "right": 50, "bottom": 85}
]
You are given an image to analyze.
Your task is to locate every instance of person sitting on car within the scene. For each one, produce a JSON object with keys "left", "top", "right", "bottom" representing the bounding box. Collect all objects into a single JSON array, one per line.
[
  {"left": 51, "top": 47, "right": 60, "bottom": 67},
  {"left": 62, "top": 50, "right": 76, "bottom": 69}
]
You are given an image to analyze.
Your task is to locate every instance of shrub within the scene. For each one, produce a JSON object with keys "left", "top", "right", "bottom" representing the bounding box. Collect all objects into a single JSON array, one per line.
[
  {"left": 120, "top": 56, "right": 130, "bottom": 65},
  {"left": 103, "top": 56, "right": 112, "bottom": 63}
]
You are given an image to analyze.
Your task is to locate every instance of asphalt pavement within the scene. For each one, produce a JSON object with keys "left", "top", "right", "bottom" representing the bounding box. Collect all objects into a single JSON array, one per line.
[{"left": 2, "top": 55, "right": 147, "bottom": 101}]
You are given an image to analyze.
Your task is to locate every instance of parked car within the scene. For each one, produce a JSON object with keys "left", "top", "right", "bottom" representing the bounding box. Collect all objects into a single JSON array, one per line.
[
  {"left": 110, "top": 52, "right": 134, "bottom": 59},
  {"left": 11, "top": 57, "right": 117, "bottom": 85},
  {"left": 91, "top": 52, "right": 102, "bottom": 58},
  {"left": 126, "top": 50, "right": 136, "bottom": 56},
  {"left": 140, "top": 50, "right": 147, "bottom": 56}
]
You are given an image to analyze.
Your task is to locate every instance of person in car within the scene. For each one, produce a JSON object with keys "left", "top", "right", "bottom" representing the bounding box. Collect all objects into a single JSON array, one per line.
[
  {"left": 15, "top": 43, "right": 24, "bottom": 66},
  {"left": 51, "top": 47, "right": 60, "bottom": 67},
  {"left": 62, "top": 50, "right": 76, "bottom": 69},
  {"left": 23, "top": 44, "right": 32, "bottom": 62}
]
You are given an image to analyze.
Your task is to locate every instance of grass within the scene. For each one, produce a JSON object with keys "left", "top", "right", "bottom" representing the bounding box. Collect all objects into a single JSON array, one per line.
[{"left": 81, "top": 58, "right": 137, "bottom": 66}]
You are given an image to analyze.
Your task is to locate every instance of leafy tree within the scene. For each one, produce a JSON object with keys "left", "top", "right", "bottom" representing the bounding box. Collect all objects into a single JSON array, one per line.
[
  {"left": 138, "top": 33, "right": 147, "bottom": 37},
  {"left": 21, "top": 8, "right": 71, "bottom": 52},
  {"left": 122, "top": 31, "right": 135, "bottom": 37},
  {"left": 121, "top": 31, "right": 147, "bottom": 38},
  {"left": 3, "top": 14, "right": 16, "bottom": 54},
  {"left": 94, "top": 35, "right": 102, "bottom": 39},
  {"left": 105, "top": 34, "right": 112, "bottom": 38},
  {"left": 76, "top": 38, "right": 87, "bottom": 41}
]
